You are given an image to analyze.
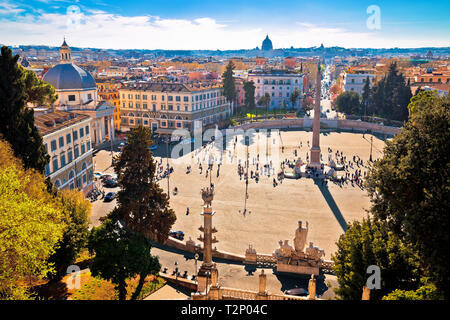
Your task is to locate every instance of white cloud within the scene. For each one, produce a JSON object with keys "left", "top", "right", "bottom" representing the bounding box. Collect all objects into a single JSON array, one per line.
[
  {"left": 0, "top": 1, "right": 25, "bottom": 14},
  {"left": 0, "top": 6, "right": 448, "bottom": 49}
]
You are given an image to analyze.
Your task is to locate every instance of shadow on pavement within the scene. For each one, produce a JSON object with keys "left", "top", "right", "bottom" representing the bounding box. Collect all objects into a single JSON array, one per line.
[{"left": 313, "top": 178, "right": 347, "bottom": 232}]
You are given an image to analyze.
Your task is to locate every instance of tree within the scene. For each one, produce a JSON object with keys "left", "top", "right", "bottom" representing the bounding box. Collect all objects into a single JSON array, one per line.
[
  {"left": 108, "top": 126, "right": 176, "bottom": 243},
  {"left": 22, "top": 67, "right": 57, "bottom": 106},
  {"left": 222, "top": 61, "right": 236, "bottom": 114},
  {"left": 88, "top": 219, "right": 161, "bottom": 300},
  {"left": 258, "top": 93, "right": 271, "bottom": 120},
  {"left": 332, "top": 217, "right": 420, "bottom": 300},
  {"left": 0, "top": 139, "right": 66, "bottom": 299},
  {"left": 367, "top": 62, "right": 412, "bottom": 121},
  {"left": 290, "top": 88, "right": 301, "bottom": 109},
  {"left": 0, "top": 46, "right": 49, "bottom": 173},
  {"left": 335, "top": 91, "right": 361, "bottom": 115},
  {"left": 365, "top": 92, "right": 450, "bottom": 298},
  {"left": 361, "top": 76, "right": 371, "bottom": 117},
  {"left": 48, "top": 189, "right": 91, "bottom": 279},
  {"left": 243, "top": 80, "right": 256, "bottom": 112}
]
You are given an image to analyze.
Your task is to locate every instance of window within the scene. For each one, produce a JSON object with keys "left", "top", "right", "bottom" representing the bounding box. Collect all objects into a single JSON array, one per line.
[
  {"left": 45, "top": 164, "right": 50, "bottom": 176},
  {"left": 52, "top": 157, "right": 58, "bottom": 172},
  {"left": 176, "top": 96, "right": 181, "bottom": 102},
  {"left": 73, "top": 130, "right": 78, "bottom": 141},
  {"left": 168, "top": 96, "right": 173, "bottom": 101},
  {"left": 184, "top": 96, "right": 189, "bottom": 102},
  {"left": 143, "top": 103, "right": 148, "bottom": 109},
  {"left": 59, "top": 136, "right": 64, "bottom": 148},
  {"left": 88, "top": 93, "right": 92, "bottom": 100},
  {"left": 143, "top": 95, "right": 147, "bottom": 100},
  {"left": 177, "top": 105, "right": 180, "bottom": 111},
  {"left": 68, "top": 149, "right": 73, "bottom": 163},
  {"left": 135, "top": 94, "right": 140, "bottom": 99},
  {"left": 83, "top": 174, "right": 87, "bottom": 184},
  {"left": 68, "top": 95, "right": 76, "bottom": 102},
  {"left": 85, "top": 125, "right": 89, "bottom": 135},
  {"left": 152, "top": 95, "right": 157, "bottom": 100},
  {"left": 74, "top": 145, "right": 79, "bottom": 158},
  {"left": 60, "top": 153, "right": 66, "bottom": 167},
  {"left": 136, "top": 103, "right": 140, "bottom": 109},
  {"left": 51, "top": 140, "right": 57, "bottom": 151},
  {"left": 87, "top": 141, "right": 91, "bottom": 151},
  {"left": 81, "top": 143, "right": 86, "bottom": 155},
  {"left": 185, "top": 105, "right": 188, "bottom": 111},
  {"left": 153, "top": 104, "right": 156, "bottom": 111},
  {"left": 80, "top": 127, "right": 84, "bottom": 138},
  {"left": 168, "top": 105, "right": 173, "bottom": 111},
  {"left": 144, "top": 120, "right": 148, "bottom": 125}
]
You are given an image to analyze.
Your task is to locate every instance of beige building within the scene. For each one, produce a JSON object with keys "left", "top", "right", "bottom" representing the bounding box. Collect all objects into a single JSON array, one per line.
[
  {"left": 119, "top": 82, "right": 231, "bottom": 134},
  {"left": 35, "top": 111, "right": 94, "bottom": 194}
]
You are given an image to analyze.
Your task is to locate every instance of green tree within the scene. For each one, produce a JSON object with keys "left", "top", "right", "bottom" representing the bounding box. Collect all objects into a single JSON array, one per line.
[
  {"left": 365, "top": 92, "right": 450, "bottom": 298},
  {"left": 88, "top": 219, "right": 161, "bottom": 300},
  {"left": 332, "top": 217, "right": 420, "bottom": 300},
  {"left": 335, "top": 91, "right": 361, "bottom": 115},
  {"left": 382, "top": 278, "right": 441, "bottom": 300},
  {"left": 0, "top": 46, "right": 49, "bottom": 173},
  {"left": 222, "top": 61, "right": 236, "bottom": 114},
  {"left": 22, "top": 67, "right": 57, "bottom": 106},
  {"left": 108, "top": 126, "right": 176, "bottom": 243},
  {"left": 243, "top": 80, "right": 256, "bottom": 112},
  {"left": 361, "top": 76, "right": 371, "bottom": 118},
  {"left": 48, "top": 190, "right": 91, "bottom": 279},
  {"left": 258, "top": 93, "right": 271, "bottom": 120},
  {"left": 367, "top": 63, "right": 412, "bottom": 121},
  {"left": 0, "top": 139, "right": 66, "bottom": 299}
]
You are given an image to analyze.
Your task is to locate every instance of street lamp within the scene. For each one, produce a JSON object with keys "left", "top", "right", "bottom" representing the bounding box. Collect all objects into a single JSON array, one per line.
[
  {"left": 369, "top": 136, "right": 373, "bottom": 162},
  {"left": 194, "top": 252, "right": 199, "bottom": 284},
  {"left": 174, "top": 261, "right": 179, "bottom": 292}
]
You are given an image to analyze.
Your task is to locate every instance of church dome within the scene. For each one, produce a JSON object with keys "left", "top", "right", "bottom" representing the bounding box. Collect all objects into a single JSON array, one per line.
[
  {"left": 262, "top": 35, "right": 273, "bottom": 51},
  {"left": 43, "top": 63, "right": 96, "bottom": 90}
]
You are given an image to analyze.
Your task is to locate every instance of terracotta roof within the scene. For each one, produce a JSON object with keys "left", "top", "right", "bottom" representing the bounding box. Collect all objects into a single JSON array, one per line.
[{"left": 35, "top": 111, "right": 90, "bottom": 136}]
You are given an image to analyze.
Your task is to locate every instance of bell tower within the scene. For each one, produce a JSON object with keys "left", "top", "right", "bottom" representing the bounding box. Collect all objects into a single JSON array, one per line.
[{"left": 60, "top": 37, "right": 72, "bottom": 64}]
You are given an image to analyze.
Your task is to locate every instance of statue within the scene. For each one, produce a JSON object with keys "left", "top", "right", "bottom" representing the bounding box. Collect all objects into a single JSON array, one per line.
[
  {"left": 294, "top": 220, "right": 308, "bottom": 253},
  {"left": 201, "top": 187, "right": 214, "bottom": 207}
]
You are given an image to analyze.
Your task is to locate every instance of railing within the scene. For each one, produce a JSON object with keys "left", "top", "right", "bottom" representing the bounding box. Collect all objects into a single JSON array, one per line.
[
  {"left": 221, "top": 288, "right": 258, "bottom": 300},
  {"left": 256, "top": 254, "right": 277, "bottom": 265}
]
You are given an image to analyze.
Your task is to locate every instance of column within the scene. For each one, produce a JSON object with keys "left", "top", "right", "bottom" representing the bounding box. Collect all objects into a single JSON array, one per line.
[
  {"left": 100, "top": 117, "right": 105, "bottom": 144},
  {"left": 310, "top": 63, "right": 322, "bottom": 168},
  {"left": 202, "top": 206, "right": 214, "bottom": 268},
  {"left": 110, "top": 116, "right": 115, "bottom": 141},
  {"left": 107, "top": 117, "right": 112, "bottom": 142}
]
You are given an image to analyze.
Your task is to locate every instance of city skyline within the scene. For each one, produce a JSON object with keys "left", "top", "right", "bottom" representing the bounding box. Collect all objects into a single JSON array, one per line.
[{"left": 1, "top": 0, "right": 449, "bottom": 50}]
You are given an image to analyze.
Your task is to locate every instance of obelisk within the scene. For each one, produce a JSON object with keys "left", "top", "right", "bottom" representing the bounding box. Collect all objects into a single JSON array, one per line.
[{"left": 309, "top": 62, "right": 322, "bottom": 169}]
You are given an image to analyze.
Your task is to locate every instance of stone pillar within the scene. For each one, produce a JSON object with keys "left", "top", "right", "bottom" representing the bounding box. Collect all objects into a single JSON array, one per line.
[
  {"left": 211, "top": 267, "right": 218, "bottom": 287},
  {"left": 308, "top": 275, "right": 316, "bottom": 300},
  {"left": 256, "top": 270, "right": 268, "bottom": 300},
  {"left": 362, "top": 286, "right": 371, "bottom": 300},
  {"left": 100, "top": 117, "right": 105, "bottom": 144},
  {"left": 96, "top": 120, "right": 101, "bottom": 144},
  {"left": 258, "top": 270, "right": 266, "bottom": 295},
  {"left": 310, "top": 62, "right": 321, "bottom": 168},
  {"left": 107, "top": 117, "right": 112, "bottom": 142},
  {"left": 110, "top": 116, "right": 115, "bottom": 141},
  {"left": 202, "top": 206, "right": 214, "bottom": 268}
]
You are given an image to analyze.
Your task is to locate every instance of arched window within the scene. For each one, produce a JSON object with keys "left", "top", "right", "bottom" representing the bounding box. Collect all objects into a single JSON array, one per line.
[
  {"left": 161, "top": 115, "right": 167, "bottom": 119},
  {"left": 69, "top": 170, "right": 75, "bottom": 180},
  {"left": 143, "top": 113, "right": 149, "bottom": 118},
  {"left": 55, "top": 179, "right": 61, "bottom": 188},
  {"left": 82, "top": 162, "right": 87, "bottom": 171},
  {"left": 128, "top": 112, "right": 135, "bottom": 117}
]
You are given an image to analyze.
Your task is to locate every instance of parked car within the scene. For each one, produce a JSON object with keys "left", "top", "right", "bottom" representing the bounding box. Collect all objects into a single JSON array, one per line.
[
  {"left": 285, "top": 288, "right": 309, "bottom": 296},
  {"left": 104, "top": 192, "right": 116, "bottom": 202},
  {"left": 104, "top": 179, "right": 118, "bottom": 188},
  {"left": 94, "top": 172, "right": 104, "bottom": 179},
  {"left": 169, "top": 230, "right": 184, "bottom": 240},
  {"left": 148, "top": 144, "right": 157, "bottom": 150}
]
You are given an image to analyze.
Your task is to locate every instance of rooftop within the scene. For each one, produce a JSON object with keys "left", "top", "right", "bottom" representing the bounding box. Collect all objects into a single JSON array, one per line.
[
  {"left": 35, "top": 111, "right": 90, "bottom": 136},
  {"left": 121, "top": 82, "right": 222, "bottom": 92}
]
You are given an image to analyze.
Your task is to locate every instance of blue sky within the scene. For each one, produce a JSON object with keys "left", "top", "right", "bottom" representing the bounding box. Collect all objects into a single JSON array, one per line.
[{"left": 0, "top": 0, "right": 449, "bottom": 49}]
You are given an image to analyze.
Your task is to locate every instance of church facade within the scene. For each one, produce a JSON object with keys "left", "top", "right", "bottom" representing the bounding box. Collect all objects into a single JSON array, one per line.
[{"left": 42, "top": 39, "right": 115, "bottom": 146}]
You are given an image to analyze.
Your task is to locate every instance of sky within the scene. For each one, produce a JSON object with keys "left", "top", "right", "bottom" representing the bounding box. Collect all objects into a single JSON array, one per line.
[{"left": 0, "top": 0, "right": 449, "bottom": 50}]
